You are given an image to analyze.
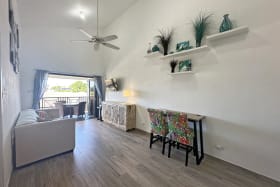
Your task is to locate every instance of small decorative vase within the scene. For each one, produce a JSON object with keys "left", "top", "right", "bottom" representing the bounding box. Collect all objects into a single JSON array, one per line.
[
  {"left": 187, "top": 61, "right": 192, "bottom": 71},
  {"left": 170, "top": 60, "right": 178, "bottom": 73},
  {"left": 147, "top": 43, "right": 152, "bottom": 54},
  {"left": 163, "top": 44, "right": 169, "bottom": 56},
  {"left": 152, "top": 45, "right": 160, "bottom": 52},
  {"left": 220, "top": 14, "right": 233, "bottom": 33},
  {"left": 196, "top": 40, "right": 201, "bottom": 47}
]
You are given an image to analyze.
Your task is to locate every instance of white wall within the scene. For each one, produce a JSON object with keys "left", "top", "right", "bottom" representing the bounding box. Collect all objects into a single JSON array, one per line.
[
  {"left": 0, "top": 32, "right": 4, "bottom": 187},
  {"left": 20, "top": 27, "right": 105, "bottom": 109},
  {"left": 0, "top": 0, "right": 21, "bottom": 186},
  {"left": 103, "top": 0, "right": 280, "bottom": 182}
]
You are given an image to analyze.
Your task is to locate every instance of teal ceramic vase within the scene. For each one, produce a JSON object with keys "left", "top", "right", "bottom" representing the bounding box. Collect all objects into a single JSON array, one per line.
[
  {"left": 152, "top": 45, "right": 160, "bottom": 52},
  {"left": 219, "top": 14, "right": 233, "bottom": 32}
]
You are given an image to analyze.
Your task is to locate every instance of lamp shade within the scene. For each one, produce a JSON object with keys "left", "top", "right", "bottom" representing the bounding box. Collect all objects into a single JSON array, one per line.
[{"left": 123, "top": 90, "right": 133, "bottom": 97}]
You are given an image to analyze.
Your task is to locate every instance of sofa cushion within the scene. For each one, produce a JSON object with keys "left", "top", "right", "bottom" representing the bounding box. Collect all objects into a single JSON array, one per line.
[
  {"left": 36, "top": 109, "right": 60, "bottom": 120},
  {"left": 16, "top": 109, "right": 38, "bottom": 126},
  {"left": 37, "top": 110, "right": 51, "bottom": 122},
  {"left": 20, "top": 109, "right": 38, "bottom": 117}
]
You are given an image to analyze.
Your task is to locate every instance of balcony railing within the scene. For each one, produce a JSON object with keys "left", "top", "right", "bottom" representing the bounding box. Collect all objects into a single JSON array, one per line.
[{"left": 40, "top": 97, "right": 88, "bottom": 109}]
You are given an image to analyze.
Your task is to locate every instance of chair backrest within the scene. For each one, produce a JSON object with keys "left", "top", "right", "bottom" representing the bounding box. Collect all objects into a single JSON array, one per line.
[
  {"left": 78, "top": 102, "right": 87, "bottom": 116},
  {"left": 63, "top": 105, "right": 71, "bottom": 116},
  {"left": 166, "top": 111, "right": 193, "bottom": 145},
  {"left": 147, "top": 108, "right": 168, "bottom": 136}
]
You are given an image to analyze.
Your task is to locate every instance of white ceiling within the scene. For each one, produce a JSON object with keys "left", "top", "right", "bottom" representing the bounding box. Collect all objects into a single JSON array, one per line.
[{"left": 17, "top": 0, "right": 137, "bottom": 29}]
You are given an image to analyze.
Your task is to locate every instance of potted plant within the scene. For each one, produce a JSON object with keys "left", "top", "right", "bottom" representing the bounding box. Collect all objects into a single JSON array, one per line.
[
  {"left": 192, "top": 12, "right": 212, "bottom": 47},
  {"left": 155, "top": 29, "right": 173, "bottom": 55},
  {"left": 170, "top": 59, "right": 178, "bottom": 73}
]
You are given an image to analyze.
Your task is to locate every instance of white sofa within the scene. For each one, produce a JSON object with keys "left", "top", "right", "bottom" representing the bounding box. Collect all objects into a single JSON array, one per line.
[{"left": 14, "top": 109, "right": 76, "bottom": 167}]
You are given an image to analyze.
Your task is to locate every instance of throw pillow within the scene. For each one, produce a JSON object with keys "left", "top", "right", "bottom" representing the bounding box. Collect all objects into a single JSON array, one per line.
[{"left": 37, "top": 111, "right": 50, "bottom": 122}]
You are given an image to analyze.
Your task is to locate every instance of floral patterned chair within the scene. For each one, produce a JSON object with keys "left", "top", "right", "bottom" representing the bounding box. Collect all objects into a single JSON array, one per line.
[
  {"left": 147, "top": 108, "right": 169, "bottom": 154},
  {"left": 166, "top": 111, "right": 194, "bottom": 166}
]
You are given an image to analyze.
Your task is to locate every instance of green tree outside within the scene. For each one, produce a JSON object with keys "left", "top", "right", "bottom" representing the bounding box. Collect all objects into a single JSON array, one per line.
[
  {"left": 51, "top": 81, "right": 88, "bottom": 93},
  {"left": 69, "top": 81, "right": 88, "bottom": 92}
]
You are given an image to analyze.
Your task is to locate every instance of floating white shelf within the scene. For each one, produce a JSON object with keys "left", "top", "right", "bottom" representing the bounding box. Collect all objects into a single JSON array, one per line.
[
  {"left": 206, "top": 26, "right": 249, "bottom": 42},
  {"left": 169, "top": 71, "right": 194, "bottom": 76},
  {"left": 160, "top": 45, "right": 209, "bottom": 60},
  {"left": 144, "top": 51, "right": 163, "bottom": 58}
]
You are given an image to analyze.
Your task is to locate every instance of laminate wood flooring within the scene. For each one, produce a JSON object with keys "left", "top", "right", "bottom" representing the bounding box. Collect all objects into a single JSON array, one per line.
[{"left": 9, "top": 119, "right": 280, "bottom": 187}]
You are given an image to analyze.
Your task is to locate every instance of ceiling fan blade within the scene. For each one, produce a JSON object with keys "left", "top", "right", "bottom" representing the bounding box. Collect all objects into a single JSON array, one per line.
[
  {"left": 101, "top": 35, "right": 118, "bottom": 42},
  {"left": 79, "top": 29, "right": 94, "bottom": 39},
  {"left": 71, "top": 40, "right": 92, "bottom": 43},
  {"left": 102, "top": 43, "right": 120, "bottom": 50},
  {"left": 94, "top": 43, "right": 100, "bottom": 50}
]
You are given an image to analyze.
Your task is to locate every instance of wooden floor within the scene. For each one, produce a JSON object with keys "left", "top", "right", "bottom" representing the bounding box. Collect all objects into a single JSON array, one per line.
[{"left": 10, "top": 119, "right": 280, "bottom": 187}]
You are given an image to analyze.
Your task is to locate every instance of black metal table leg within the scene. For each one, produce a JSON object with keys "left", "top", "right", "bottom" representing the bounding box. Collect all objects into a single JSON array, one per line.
[
  {"left": 190, "top": 119, "right": 204, "bottom": 165},
  {"left": 199, "top": 120, "right": 204, "bottom": 162},
  {"left": 193, "top": 121, "right": 199, "bottom": 165}
]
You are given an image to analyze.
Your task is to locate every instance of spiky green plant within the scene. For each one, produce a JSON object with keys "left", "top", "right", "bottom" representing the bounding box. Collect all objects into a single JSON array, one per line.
[
  {"left": 192, "top": 12, "right": 212, "bottom": 47},
  {"left": 155, "top": 29, "right": 173, "bottom": 55}
]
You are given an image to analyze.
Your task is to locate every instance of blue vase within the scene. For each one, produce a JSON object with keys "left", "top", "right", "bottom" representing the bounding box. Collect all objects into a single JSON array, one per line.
[
  {"left": 220, "top": 14, "right": 233, "bottom": 32},
  {"left": 152, "top": 45, "right": 160, "bottom": 52}
]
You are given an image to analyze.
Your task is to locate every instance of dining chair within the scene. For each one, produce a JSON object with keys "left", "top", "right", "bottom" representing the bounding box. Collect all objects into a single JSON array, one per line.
[
  {"left": 166, "top": 111, "right": 194, "bottom": 166},
  {"left": 63, "top": 105, "right": 73, "bottom": 118},
  {"left": 77, "top": 102, "right": 87, "bottom": 119},
  {"left": 147, "top": 108, "right": 169, "bottom": 155}
]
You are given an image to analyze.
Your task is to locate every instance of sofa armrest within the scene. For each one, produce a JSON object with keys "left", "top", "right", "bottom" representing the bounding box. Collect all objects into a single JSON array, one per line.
[{"left": 15, "top": 118, "right": 76, "bottom": 167}]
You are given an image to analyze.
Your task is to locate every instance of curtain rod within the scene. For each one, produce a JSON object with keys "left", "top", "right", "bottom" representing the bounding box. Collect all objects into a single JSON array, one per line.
[{"left": 34, "top": 69, "right": 102, "bottom": 78}]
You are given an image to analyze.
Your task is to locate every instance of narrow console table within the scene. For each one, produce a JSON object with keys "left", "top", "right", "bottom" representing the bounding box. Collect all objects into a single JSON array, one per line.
[{"left": 102, "top": 102, "right": 136, "bottom": 131}]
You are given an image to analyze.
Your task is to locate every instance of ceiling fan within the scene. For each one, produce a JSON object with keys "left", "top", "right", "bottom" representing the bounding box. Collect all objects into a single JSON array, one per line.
[{"left": 71, "top": 0, "right": 120, "bottom": 50}]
